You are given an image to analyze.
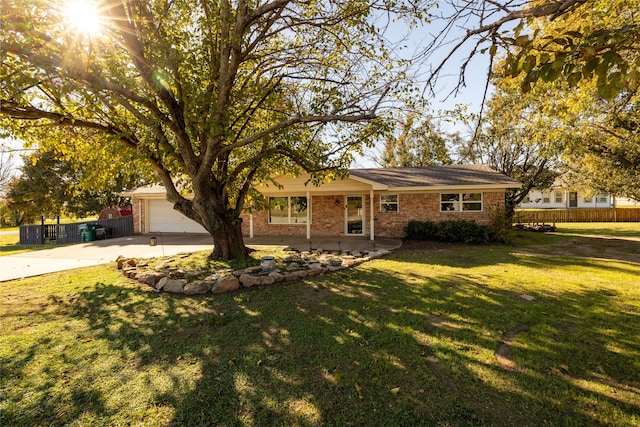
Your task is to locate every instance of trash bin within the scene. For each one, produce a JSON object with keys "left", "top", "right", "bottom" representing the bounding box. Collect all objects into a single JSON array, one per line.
[{"left": 79, "top": 223, "right": 97, "bottom": 242}]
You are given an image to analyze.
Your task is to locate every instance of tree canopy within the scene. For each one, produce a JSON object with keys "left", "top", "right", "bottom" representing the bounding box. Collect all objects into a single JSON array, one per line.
[
  {"left": 421, "top": 0, "right": 638, "bottom": 101},
  {"left": 457, "top": 77, "right": 561, "bottom": 219},
  {"left": 378, "top": 113, "right": 452, "bottom": 167},
  {"left": 484, "top": 0, "right": 640, "bottom": 200},
  {"left": 2, "top": 148, "right": 147, "bottom": 225},
  {"left": 426, "top": 0, "right": 638, "bottom": 201},
  {"left": 1, "top": 0, "right": 422, "bottom": 258}
]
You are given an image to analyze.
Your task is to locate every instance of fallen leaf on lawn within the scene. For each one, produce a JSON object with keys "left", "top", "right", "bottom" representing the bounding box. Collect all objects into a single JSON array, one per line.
[
  {"left": 228, "top": 358, "right": 236, "bottom": 366},
  {"left": 79, "top": 337, "right": 93, "bottom": 343},
  {"left": 390, "top": 387, "right": 400, "bottom": 394},
  {"left": 355, "top": 383, "right": 362, "bottom": 393}
]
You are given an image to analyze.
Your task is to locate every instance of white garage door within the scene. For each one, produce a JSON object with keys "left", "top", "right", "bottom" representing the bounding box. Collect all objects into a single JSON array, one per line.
[{"left": 149, "top": 199, "right": 208, "bottom": 233}]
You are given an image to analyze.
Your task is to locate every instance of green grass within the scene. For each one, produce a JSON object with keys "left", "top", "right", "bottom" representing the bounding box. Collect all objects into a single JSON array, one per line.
[
  {"left": 0, "top": 232, "right": 70, "bottom": 256},
  {"left": 554, "top": 222, "right": 640, "bottom": 238},
  {"left": 1, "top": 227, "right": 640, "bottom": 426}
]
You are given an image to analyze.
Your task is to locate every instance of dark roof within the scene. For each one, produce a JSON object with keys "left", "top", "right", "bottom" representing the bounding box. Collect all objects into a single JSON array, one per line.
[{"left": 349, "top": 165, "right": 521, "bottom": 188}]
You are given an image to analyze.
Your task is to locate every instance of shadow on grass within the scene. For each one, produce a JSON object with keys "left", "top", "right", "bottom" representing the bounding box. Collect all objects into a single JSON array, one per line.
[{"left": 3, "top": 241, "right": 640, "bottom": 425}]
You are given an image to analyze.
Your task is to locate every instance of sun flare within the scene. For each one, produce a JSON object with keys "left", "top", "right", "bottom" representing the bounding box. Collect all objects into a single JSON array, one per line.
[{"left": 64, "top": 1, "right": 103, "bottom": 35}]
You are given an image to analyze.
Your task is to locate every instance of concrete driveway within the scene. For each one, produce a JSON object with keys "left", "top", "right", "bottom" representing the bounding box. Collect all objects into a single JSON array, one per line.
[
  {"left": 0, "top": 233, "right": 401, "bottom": 282},
  {"left": 0, "top": 234, "right": 214, "bottom": 282}
]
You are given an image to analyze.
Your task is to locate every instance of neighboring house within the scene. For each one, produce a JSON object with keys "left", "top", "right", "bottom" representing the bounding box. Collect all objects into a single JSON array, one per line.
[
  {"left": 518, "top": 185, "right": 638, "bottom": 209},
  {"left": 124, "top": 165, "right": 521, "bottom": 239},
  {"left": 519, "top": 188, "right": 612, "bottom": 209}
]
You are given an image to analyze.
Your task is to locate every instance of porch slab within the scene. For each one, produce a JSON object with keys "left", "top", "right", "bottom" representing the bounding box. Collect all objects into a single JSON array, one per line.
[{"left": 245, "top": 235, "right": 402, "bottom": 253}]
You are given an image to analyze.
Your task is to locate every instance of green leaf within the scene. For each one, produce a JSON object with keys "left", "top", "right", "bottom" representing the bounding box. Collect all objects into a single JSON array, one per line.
[
  {"left": 515, "top": 35, "right": 529, "bottom": 47},
  {"left": 568, "top": 72, "right": 582, "bottom": 87},
  {"left": 523, "top": 55, "right": 537, "bottom": 73},
  {"left": 597, "top": 82, "right": 617, "bottom": 100},
  {"left": 540, "top": 65, "right": 561, "bottom": 83},
  {"left": 538, "top": 53, "right": 551, "bottom": 64},
  {"left": 583, "top": 58, "right": 600, "bottom": 74}
]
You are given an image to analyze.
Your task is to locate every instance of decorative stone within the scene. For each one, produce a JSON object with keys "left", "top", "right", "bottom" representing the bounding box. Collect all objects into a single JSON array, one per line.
[
  {"left": 286, "top": 262, "right": 300, "bottom": 271},
  {"left": 285, "top": 270, "right": 308, "bottom": 282},
  {"left": 283, "top": 254, "right": 302, "bottom": 263},
  {"left": 124, "top": 268, "right": 138, "bottom": 279},
  {"left": 239, "top": 273, "right": 261, "bottom": 287},
  {"left": 204, "top": 273, "right": 222, "bottom": 282},
  {"left": 235, "top": 266, "right": 261, "bottom": 277},
  {"left": 157, "top": 277, "right": 186, "bottom": 293},
  {"left": 185, "top": 270, "right": 206, "bottom": 279},
  {"left": 168, "top": 269, "right": 186, "bottom": 279},
  {"left": 259, "top": 275, "right": 275, "bottom": 286},
  {"left": 368, "top": 250, "right": 390, "bottom": 259},
  {"left": 212, "top": 276, "right": 240, "bottom": 293},
  {"left": 115, "top": 256, "right": 127, "bottom": 269},
  {"left": 268, "top": 271, "right": 285, "bottom": 283},
  {"left": 136, "top": 271, "right": 165, "bottom": 287},
  {"left": 184, "top": 280, "right": 214, "bottom": 295},
  {"left": 125, "top": 258, "right": 137, "bottom": 268},
  {"left": 306, "top": 267, "right": 322, "bottom": 277},
  {"left": 329, "top": 257, "right": 343, "bottom": 267}
]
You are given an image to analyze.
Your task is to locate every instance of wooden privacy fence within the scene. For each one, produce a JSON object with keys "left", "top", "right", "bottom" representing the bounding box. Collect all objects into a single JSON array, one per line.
[
  {"left": 515, "top": 208, "right": 640, "bottom": 224},
  {"left": 19, "top": 216, "right": 134, "bottom": 245}
]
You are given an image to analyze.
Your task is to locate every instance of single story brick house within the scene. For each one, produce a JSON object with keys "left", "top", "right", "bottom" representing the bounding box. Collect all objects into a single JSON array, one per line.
[{"left": 125, "top": 165, "right": 521, "bottom": 240}]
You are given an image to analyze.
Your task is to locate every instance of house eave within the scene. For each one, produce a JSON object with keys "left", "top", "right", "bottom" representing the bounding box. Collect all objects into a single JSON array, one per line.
[
  {"left": 384, "top": 184, "right": 522, "bottom": 192},
  {"left": 347, "top": 175, "right": 389, "bottom": 191}
]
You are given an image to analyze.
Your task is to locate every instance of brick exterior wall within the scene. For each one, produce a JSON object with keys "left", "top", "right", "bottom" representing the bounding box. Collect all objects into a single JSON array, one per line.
[
  {"left": 240, "top": 194, "right": 349, "bottom": 237},
  {"left": 240, "top": 191, "right": 506, "bottom": 238},
  {"left": 132, "top": 198, "right": 146, "bottom": 234},
  {"left": 373, "top": 191, "right": 505, "bottom": 237}
]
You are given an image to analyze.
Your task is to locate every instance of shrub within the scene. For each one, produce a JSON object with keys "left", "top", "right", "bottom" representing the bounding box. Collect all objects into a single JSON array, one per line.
[
  {"left": 404, "top": 219, "right": 495, "bottom": 244},
  {"left": 404, "top": 220, "right": 439, "bottom": 241}
]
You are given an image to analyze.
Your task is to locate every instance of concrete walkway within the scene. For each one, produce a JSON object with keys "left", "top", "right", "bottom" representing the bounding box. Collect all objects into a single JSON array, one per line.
[{"left": 0, "top": 234, "right": 401, "bottom": 282}]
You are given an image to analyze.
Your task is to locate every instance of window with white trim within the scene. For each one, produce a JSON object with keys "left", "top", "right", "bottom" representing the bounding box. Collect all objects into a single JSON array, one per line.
[
  {"left": 542, "top": 192, "right": 551, "bottom": 203},
  {"left": 596, "top": 195, "right": 608, "bottom": 203},
  {"left": 380, "top": 194, "right": 398, "bottom": 213},
  {"left": 268, "top": 196, "right": 308, "bottom": 224},
  {"left": 440, "top": 193, "right": 483, "bottom": 212},
  {"left": 554, "top": 192, "right": 563, "bottom": 203}
]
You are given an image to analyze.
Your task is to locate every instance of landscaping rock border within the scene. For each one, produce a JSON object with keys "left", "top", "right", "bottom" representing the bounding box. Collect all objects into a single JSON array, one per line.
[{"left": 116, "top": 248, "right": 391, "bottom": 295}]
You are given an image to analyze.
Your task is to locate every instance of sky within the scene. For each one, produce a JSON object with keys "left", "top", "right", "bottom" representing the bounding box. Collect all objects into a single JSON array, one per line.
[{"left": 353, "top": 9, "right": 494, "bottom": 167}]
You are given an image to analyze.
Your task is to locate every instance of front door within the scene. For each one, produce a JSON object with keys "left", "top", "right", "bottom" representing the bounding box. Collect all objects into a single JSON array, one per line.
[
  {"left": 345, "top": 196, "right": 364, "bottom": 235},
  {"left": 569, "top": 192, "right": 578, "bottom": 208}
]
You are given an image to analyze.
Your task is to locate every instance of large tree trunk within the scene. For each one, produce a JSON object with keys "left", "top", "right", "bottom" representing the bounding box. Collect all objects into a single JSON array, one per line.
[
  {"left": 210, "top": 217, "right": 249, "bottom": 260},
  {"left": 168, "top": 185, "right": 250, "bottom": 260}
]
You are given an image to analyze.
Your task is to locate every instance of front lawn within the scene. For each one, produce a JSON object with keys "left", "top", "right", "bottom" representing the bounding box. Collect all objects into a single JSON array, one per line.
[{"left": 1, "top": 227, "right": 639, "bottom": 426}]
